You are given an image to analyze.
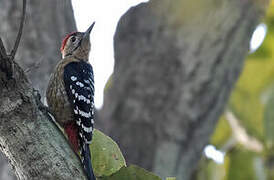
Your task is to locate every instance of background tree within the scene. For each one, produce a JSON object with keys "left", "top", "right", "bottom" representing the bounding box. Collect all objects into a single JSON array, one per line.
[{"left": 98, "top": 0, "right": 269, "bottom": 179}]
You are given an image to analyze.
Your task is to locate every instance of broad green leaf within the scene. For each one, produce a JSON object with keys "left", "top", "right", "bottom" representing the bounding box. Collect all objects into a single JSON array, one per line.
[
  {"left": 91, "top": 129, "right": 126, "bottom": 177},
  {"left": 100, "top": 165, "right": 162, "bottom": 180}
]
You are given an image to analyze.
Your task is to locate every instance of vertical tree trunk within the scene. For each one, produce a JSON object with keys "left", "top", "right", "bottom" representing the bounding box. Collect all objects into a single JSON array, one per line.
[
  {"left": 0, "top": 1, "right": 76, "bottom": 179},
  {"left": 99, "top": 0, "right": 268, "bottom": 179}
]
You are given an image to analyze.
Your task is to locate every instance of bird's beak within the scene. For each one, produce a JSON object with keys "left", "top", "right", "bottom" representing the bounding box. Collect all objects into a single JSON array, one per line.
[
  {"left": 80, "top": 22, "right": 95, "bottom": 50},
  {"left": 83, "top": 22, "right": 95, "bottom": 40}
]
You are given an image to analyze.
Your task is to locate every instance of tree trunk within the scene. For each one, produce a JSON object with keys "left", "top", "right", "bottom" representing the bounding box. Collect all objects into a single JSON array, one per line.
[
  {"left": 98, "top": 0, "right": 269, "bottom": 179},
  {"left": 0, "top": 0, "right": 76, "bottom": 179},
  {"left": 0, "top": 58, "right": 86, "bottom": 179}
]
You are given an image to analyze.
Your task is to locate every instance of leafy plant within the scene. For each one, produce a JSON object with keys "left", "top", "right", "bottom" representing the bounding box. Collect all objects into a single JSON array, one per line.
[{"left": 91, "top": 129, "right": 176, "bottom": 180}]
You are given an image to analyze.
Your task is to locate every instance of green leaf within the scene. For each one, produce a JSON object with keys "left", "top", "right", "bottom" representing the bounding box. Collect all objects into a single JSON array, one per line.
[
  {"left": 91, "top": 129, "right": 126, "bottom": 177},
  {"left": 100, "top": 165, "right": 162, "bottom": 180}
]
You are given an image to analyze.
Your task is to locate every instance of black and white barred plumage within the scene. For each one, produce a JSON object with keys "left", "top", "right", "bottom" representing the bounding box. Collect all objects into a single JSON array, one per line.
[{"left": 63, "top": 61, "right": 95, "bottom": 179}]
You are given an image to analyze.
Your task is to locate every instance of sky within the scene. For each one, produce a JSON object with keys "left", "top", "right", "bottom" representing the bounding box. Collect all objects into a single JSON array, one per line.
[
  {"left": 72, "top": 0, "right": 267, "bottom": 165},
  {"left": 72, "top": 0, "right": 148, "bottom": 108}
]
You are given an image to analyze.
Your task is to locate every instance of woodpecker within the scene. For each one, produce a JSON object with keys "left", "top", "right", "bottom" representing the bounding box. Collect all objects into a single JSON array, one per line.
[{"left": 46, "top": 22, "right": 96, "bottom": 180}]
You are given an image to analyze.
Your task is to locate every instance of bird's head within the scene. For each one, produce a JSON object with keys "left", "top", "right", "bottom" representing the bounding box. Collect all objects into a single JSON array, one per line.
[{"left": 60, "top": 22, "right": 95, "bottom": 61}]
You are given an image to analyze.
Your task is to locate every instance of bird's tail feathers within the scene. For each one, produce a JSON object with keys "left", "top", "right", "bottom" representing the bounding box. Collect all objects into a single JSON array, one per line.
[{"left": 80, "top": 140, "right": 95, "bottom": 180}]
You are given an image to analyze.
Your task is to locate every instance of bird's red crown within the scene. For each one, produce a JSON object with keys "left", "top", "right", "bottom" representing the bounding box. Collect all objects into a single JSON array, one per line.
[{"left": 60, "top": 32, "right": 77, "bottom": 52}]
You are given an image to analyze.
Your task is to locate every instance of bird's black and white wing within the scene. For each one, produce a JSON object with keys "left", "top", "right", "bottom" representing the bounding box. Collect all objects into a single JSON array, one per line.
[{"left": 63, "top": 61, "right": 94, "bottom": 144}]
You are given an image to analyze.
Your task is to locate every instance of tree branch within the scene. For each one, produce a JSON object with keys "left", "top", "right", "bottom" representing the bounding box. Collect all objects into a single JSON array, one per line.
[
  {"left": 10, "top": 0, "right": 26, "bottom": 61},
  {"left": 0, "top": 56, "right": 86, "bottom": 180},
  {"left": 0, "top": 38, "right": 7, "bottom": 59},
  {"left": 225, "top": 110, "right": 263, "bottom": 153}
]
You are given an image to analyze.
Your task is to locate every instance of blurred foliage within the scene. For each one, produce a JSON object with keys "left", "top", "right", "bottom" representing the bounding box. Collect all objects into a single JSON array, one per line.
[
  {"left": 264, "top": 90, "right": 274, "bottom": 147},
  {"left": 195, "top": 157, "right": 228, "bottom": 180},
  {"left": 104, "top": 74, "right": 112, "bottom": 93},
  {"left": 227, "top": 149, "right": 257, "bottom": 180},
  {"left": 210, "top": 116, "right": 232, "bottom": 148},
  {"left": 230, "top": 0, "right": 274, "bottom": 142},
  {"left": 250, "top": 0, "right": 274, "bottom": 60},
  {"left": 229, "top": 59, "right": 267, "bottom": 140},
  {"left": 205, "top": 1, "right": 274, "bottom": 180},
  {"left": 166, "top": 178, "right": 177, "bottom": 180},
  {"left": 99, "top": 165, "right": 162, "bottom": 180}
]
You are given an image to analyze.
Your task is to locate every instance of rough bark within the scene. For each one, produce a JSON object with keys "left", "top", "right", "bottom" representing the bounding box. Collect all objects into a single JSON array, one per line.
[
  {"left": 99, "top": 0, "right": 269, "bottom": 179},
  {"left": 0, "top": 0, "right": 77, "bottom": 179},
  {"left": 0, "top": 58, "right": 86, "bottom": 179}
]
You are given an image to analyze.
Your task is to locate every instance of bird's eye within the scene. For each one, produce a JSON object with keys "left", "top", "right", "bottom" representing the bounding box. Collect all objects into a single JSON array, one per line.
[{"left": 71, "top": 36, "right": 76, "bottom": 42}]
